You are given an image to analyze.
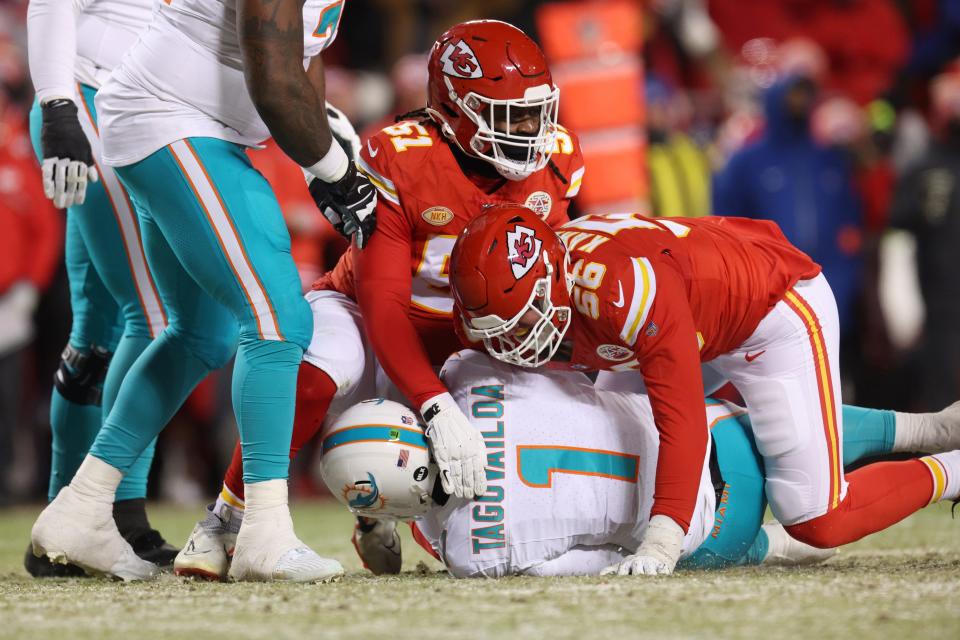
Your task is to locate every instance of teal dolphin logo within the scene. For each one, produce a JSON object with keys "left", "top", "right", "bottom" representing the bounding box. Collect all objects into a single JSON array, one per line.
[{"left": 347, "top": 473, "right": 380, "bottom": 509}]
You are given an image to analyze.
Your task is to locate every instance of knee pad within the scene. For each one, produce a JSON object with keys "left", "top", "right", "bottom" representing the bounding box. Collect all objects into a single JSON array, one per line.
[{"left": 53, "top": 344, "right": 112, "bottom": 406}]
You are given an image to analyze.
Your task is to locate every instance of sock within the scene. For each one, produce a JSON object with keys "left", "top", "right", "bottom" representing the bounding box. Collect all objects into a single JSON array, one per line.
[
  {"left": 223, "top": 362, "right": 337, "bottom": 498},
  {"left": 90, "top": 331, "right": 212, "bottom": 473},
  {"left": 841, "top": 405, "right": 896, "bottom": 467},
  {"left": 918, "top": 451, "right": 960, "bottom": 503},
  {"left": 113, "top": 497, "right": 152, "bottom": 539},
  {"left": 103, "top": 334, "right": 158, "bottom": 502},
  {"left": 215, "top": 484, "right": 246, "bottom": 513},
  {"left": 48, "top": 387, "right": 102, "bottom": 501},
  {"left": 785, "top": 458, "right": 936, "bottom": 548},
  {"left": 233, "top": 340, "right": 304, "bottom": 484},
  {"left": 894, "top": 403, "right": 960, "bottom": 454}
]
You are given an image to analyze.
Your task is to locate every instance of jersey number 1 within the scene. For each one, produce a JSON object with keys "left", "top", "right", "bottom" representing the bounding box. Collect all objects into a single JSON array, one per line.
[{"left": 517, "top": 446, "right": 639, "bottom": 488}]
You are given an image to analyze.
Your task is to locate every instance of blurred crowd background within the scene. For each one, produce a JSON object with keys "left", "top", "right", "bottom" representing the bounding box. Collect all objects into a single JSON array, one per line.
[{"left": 1, "top": 0, "right": 959, "bottom": 505}]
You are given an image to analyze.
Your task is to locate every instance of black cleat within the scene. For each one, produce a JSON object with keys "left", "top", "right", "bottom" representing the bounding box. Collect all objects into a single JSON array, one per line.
[
  {"left": 23, "top": 542, "right": 88, "bottom": 578},
  {"left": 126, "top": 529, "right": 179, "bottom": 569}
]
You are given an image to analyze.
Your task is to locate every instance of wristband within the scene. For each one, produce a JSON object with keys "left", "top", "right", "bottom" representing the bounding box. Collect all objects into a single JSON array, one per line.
[{"left": 303, "top": 138, "right": 349, "bottom": 183}]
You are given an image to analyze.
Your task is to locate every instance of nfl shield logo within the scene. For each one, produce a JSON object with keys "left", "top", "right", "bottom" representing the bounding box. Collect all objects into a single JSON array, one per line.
[{"left": 524, "top": 191, "right": 553, "bottom": 218}]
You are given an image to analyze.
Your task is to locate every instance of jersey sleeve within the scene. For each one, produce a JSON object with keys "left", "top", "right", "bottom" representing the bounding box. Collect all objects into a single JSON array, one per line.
[
  {"left": 616, "top": 258, "right": 708, "bottom": 533},
  {"left": 27, "top": 0, "right": 90, "bottom": 102},
  {"left": 354, "top": 134, "right": 448, "bottom": 408},
  {"left": 544, "top": 126, "right": 585, "bottom": 228}
]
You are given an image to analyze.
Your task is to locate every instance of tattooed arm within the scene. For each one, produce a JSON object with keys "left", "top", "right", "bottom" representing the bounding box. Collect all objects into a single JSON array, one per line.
[{"left": 236, "top": 0, "right": 333, "bottom": 166}]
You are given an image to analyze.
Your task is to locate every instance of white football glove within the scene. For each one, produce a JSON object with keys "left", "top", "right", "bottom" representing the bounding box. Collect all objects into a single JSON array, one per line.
[
  {"left": 420, "top": 392, "right": 487, "bottom": 500},
  {"left": 352, "top": 517, "right": 402, "bottom": 575},
  {"left": 324, "top": 101, "right": 361, "bottom": 162},
  {"left": 601, "top": 515, "right": 685, "bottom": 576}
]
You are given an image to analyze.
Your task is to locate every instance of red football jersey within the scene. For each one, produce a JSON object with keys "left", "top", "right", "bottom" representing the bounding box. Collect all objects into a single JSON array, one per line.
[
  {"left": 553, "top": 213, "right": 820, "bottom": 528},
  {"left": 316, "top": 118, "right": 584, "bottom": 407}
]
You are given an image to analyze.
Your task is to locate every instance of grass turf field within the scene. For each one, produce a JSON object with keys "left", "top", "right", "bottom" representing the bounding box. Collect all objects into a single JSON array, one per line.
[{"left": 0, "top": 501, "right": 957, "bottom": 640}]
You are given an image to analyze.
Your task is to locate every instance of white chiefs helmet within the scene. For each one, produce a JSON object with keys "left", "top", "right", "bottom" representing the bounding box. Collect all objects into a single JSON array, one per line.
[{"left": 318, "top": 399, "right": 442, "bottom": 521}]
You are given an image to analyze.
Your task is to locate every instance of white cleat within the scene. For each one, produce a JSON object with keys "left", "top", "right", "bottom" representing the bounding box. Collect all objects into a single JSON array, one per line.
[
  {"left": 762, "top": 523, "right": 837, "bottom": 567},
  {"left": 227, "top": 480, "right": 343, "bottom": 583},
  {"left": 31, "top": 484, "right": 158, "bottom": 581},
  {"left": 174, "top": 506, "right": 239, "bottom": 581}
]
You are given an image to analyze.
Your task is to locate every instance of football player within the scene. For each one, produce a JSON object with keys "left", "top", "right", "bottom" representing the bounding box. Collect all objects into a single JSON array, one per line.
[
  {"left": 30, "top": 0, "right": 374, "bottom": 583},
  {"left": 24, "top": 0, "right": 173, "bottom": 576},
  {"left": 173, "top": 19, "right": 586, "bottom": 580},
  {"left": 449, "top": 206, "right": 960, "bottom": 576},
  {"left": 322, "top": 351, "right": 959, "bottom": 577}
]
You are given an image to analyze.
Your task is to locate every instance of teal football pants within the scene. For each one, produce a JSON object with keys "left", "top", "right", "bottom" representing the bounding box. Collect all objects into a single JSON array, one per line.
[
  {"left": 89, "top": 137, "right": 311, "bottom": 484},
  {"left": 680, "top": 403, "right": 897, "bottom": 569},
  {"left": 30, "top": 84, "right": 165, "bottom": 501}
]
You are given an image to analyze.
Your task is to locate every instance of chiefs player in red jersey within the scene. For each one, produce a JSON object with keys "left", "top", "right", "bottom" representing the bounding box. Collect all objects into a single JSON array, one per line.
[
  {"left": 449, "top": 206, "right": 960, "bottom": 576},
  {"left": 173, "top": 20, "right": 586, "bottom": 580}
]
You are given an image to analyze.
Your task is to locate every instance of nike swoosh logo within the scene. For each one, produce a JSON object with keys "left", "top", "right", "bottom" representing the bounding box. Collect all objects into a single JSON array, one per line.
[
  {"left": 744, "top": 350, "right": 766, "bottom": 362},
  {"left": 366, "top": 139, "right": 379, "bottom": 158},
  {"left": 612, "top": 281, "right": 625, "bottom": 308}
]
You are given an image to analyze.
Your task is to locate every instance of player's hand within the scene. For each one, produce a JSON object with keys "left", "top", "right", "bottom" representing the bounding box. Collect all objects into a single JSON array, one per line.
[
  {"left": 351, "top": 517, "right": 401, "bottom": 575},
  {"left": 420, "top": 392, "right": 487, "bottom": 500},
  {"left": 324, "top": 102, "right": 361, "bottom": 162},
  {"left": 601, "top": 515, "right": 684, "bottom": 576},
  {"left": 307, "top": 161, "right": 377, "bottom": 248},
  {"left": 39, "top": 98, "right": 99, "bottom": 209}
]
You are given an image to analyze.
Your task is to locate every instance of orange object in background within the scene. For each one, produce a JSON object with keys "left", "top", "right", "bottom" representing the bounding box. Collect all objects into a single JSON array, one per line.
[
  {"left": 247, "top": 141, "right": 348, "bottom": 290},
  {"left": 537, "top": 0, "right": 646, "bottom": 214}
]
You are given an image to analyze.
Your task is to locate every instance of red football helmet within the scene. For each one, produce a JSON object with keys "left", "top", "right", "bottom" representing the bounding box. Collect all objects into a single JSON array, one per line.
[
  {"left": 426, "top": 20, "right": 560, "bottom": 181},
  {"left": 450, "top": 205, "right": 572, "bottom": 367}
]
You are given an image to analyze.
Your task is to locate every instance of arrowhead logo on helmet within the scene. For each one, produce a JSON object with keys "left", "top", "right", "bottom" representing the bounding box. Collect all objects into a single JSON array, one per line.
[
  {"left": 506, "top": 225, "right": 542, "bottom": 279},
  {"left": 440, "top": 40, "right": 483, "bottom": 79}
]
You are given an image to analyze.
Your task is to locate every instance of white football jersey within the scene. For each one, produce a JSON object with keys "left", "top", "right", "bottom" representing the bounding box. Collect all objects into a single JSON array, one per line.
[
  {"left": 416, "top": 351, "right": 717, "bottom": 578},
  {"left": 28, "top": 0, "right": 157, "bottom": 102},
  {"left": 95, "top": 0, "right": 344, "bottom": 166}
]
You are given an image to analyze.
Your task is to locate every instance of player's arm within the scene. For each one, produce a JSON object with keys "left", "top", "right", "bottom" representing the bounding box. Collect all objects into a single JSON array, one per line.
[
  {"left": 354, "top": 154, "right": 486, "bottom": 499},
  {"left": 604, "top": 263, "right": 708, "bottom": 576},
  {"left": 236, "top": 0, "right": 375, "bottom": 245},
  {"left": 26, "top": 0, "right": 98, "bottom": 208}
]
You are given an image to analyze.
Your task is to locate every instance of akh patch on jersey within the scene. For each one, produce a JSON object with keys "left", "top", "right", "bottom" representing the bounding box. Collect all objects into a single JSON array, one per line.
[
  {"left": 344, "top": 472, "right": 385, "bottom": 511},
  {"left": 596, "top": 343, "right": 633, "bottom": 362},
  {"left": 506, "top": 225, "right": 543, "bottom": 280},
  {"left": 440, "top": 40, "right": 483, "bottom": 79},
  {"left": 421, "top": 206, "right": 454, "bottom": 226},
  {"left": 524, "top": 191, "right": 553, "bottom": 218}
]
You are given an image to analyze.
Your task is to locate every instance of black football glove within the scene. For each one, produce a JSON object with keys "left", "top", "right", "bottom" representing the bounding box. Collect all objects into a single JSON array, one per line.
[
  {"left": 308, "top": 161, "right": 377, "bottom": 248},
  {"left": 40, "top": 98, "right": 99, "bottom": 209}
]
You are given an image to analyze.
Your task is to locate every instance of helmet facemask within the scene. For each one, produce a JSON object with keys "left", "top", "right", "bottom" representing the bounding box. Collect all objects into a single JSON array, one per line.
[
  {"left": 447, "top": 78, "right": 560, "bottom": 181},
  {"left": 463, "top": 251, "right": 571, "bottom": 367}
]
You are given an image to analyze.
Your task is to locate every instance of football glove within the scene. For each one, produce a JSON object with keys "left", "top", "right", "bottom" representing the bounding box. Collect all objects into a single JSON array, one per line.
[
  {"left": 352, "top": 517, "right": 402, "bottom": 575},
  {"left": 325, "top": 102, "right": 361, "bottom": 162},
  {"left": 307, "top": 160, "right": 377, "bottom": 248},
  {"left": 601, "top": 515, "right": 684, "bottom": 576},
  {"left": 40, "top": 98, "right": 99, "bottom": 209},
  {"left": 420, "top": 392, "right": 488, "bottom": 500}
]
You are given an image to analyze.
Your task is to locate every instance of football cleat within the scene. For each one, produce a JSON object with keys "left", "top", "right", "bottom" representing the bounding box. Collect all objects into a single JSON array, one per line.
[
  {"left": 227, "top": 480, "right": 343, "bottom": 583},
  {"left": 930, "top": 400, "right": 960, "bottom": 452},
  {"left": 31, "top": 484, "right": 159, "bottom": 581},
  {"left": 352, "top": 517, "right": 402, "bottom": 575},
  {"left": 23, "top": 542, "right": 87, "bottom": 578},
  {"left": 761, "top": 523, "right": 837, "bottom": 566},
  {"left": 173, "top": 504, "right": 239, "bottom": 581}
]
